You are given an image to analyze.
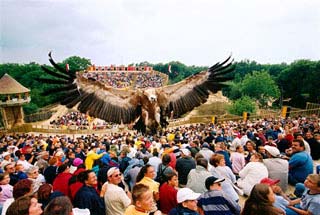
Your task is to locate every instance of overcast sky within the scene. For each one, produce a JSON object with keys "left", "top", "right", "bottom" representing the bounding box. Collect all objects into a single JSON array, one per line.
[{"left": 1, "top": 0, "right": 320, "bottom": 66}]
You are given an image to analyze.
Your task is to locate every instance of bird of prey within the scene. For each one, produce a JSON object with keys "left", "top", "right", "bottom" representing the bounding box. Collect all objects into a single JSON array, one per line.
[{"left": 38, "top": 52, "right": 235, "bottom": 134}]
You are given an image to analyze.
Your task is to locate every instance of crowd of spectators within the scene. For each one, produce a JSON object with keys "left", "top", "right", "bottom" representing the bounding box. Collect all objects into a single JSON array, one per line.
[
  {"left": 0, "top": 115, "right": 319, "bottom": 214},
  {"left": 135, "top": 73, "right": 164, "bottom": 88},
  {"left": 82, "top": 71, "right": 165, "bottom": 89},
  {"left": 50, "top": 111, "right": 90, "bottom": 129}
]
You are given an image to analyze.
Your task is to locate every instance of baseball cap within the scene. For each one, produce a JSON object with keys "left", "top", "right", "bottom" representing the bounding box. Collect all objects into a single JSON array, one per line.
[
  {"left": 260, "top": 177, "right": 280, "bottom": 186},
  {"left": 107, "top": 167, "right": 119, "bottom": 177},
  {"left": 180, "top": 148, "right": 190, "bottom": 156},
  {"left": 177, "top": 188, "right": 201, "bottom": 203},
  {"left": 264, "top": 145, "right": 280, "bottom": 157},
  {"left": 205, "top": 176, "right": 225, "bottom": 190},
  {"left": 73, "top": 158, "right": 83, "bottom": 167},
  {"left": 201, "top": 142, "right": 210, "bottom": 148}
]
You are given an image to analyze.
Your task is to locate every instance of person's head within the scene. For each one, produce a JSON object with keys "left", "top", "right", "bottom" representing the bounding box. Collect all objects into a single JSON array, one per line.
[
  {"left": 81, "top": 170, "right": 97, "bottom": 187},
  {"left": 245, "top": 141, "right": 256, "bottom": 151},
  {"left": 250, "top": 153, "right": 263, "bottom": 163},
  {"left": 136, "top": 164, "right": 155, "bottom": 182},
  {"left": 107, "top": 167, "right": 122, "bottom": 185},
  {"left": 6, "top": 195, "right": 43, "bottom": 215},
  {"left": 166, "top": 172, "right": 178, "bottom": 187},
  {"left": 236, "top": 145, "right": 244, "bottom": 153},
  {"left": 205, "top": 176, "right": 224, "bottom": 191},
  {"left": 13, "top": 179, "right": 33, "bottom": 199},
  {"left": 131, "top": 184, "right": 154, "bottom": 212},
  {"left": 4, "top": 163, "right": 15, "bottom": 174},
  {"left": 210, "top": 154, "right": 225, "bottom": 167},
  {"left": 0, "top": 172, "right": 10, "bottom": 185},
  {"left": 196, "top": 158, "right": 208, "bottom": 169},
  {"left": 43, "top": 196, "right": 73, "bottom": 215},
  {"left": 180, "top": 148, "right": 191, "bottom": 157},
  {"left": 15, "top": 163, "right": 24, "bottom": 172},
  {"left": 57, "top": 163, "right": 70, "bottom": 174},
  {"left": 291, "top": 139, "right": 305, "bottom": 153},
  {"left": 48, "top": 157, "right": 58, "bottom": 166},
  {"left": 260, "top": 178, "right": 281, "bottom": 193},
  {"left": 17, "top": 153, "right": 26, "bottom": 160},
  {"left": 26, "top": 166, "right": 40, "bottom": 179},
  {"left": 248, "top": 183, "right": 275, "bottom": 204},
  {"left": 162, "top": 154, "right": 171, "bottom": 166},
  {"left": 264, "top": 145, "right": 280, "bottom": 158},
  {"left": 258, "top": 146, "right": 266, "bottom": 154},
  {"left": 177, "top": 188, "right": 201, "bottom": 212},
  {"left": 37, "top": 183, "right": 53, "bottom": 201},
  {"left": 304, "top": 174, "right": 320, "bottom": 191}
]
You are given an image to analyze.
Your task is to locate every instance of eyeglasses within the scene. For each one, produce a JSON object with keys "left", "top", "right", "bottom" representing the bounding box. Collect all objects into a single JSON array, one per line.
[{"left": 113, "top": 173, "right": 122, "bottom": 177}]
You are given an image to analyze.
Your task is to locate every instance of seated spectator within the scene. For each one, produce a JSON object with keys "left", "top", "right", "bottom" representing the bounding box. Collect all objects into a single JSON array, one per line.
[
  {"left": 230, "top": 145, "right": 246, "bottom": 175},
  {"left": 198, "top": 176, "right": 241, "bottom": 215},
  {"left": 26, "top": 166, "right": 43, "bottom": 193},
  {"left": 1, "top": 179, "right": 32, "bottom": 215},
  {"left": 124, "top": 184, "right": 161, "bottom": 215},
  {"left": 102, "top": 167, "right": 131, "bottom": 215},
  {"left": 6, "top": 194, "right": 43, "bottom": 215},
  {"left": 286, "top": 174, "right": 320, "bottom": 215},
  {"left": 242, "top": 183, "right": 285, "bottom": 215},
  {"left": 237, "top": 153, "right": 268, "bottom": 196},
  {"left": 263, "top": 145, "right": 289, "bottom": 191},
  {"left": 37, "top": 183, "right": 63, "bottom": 210},
  {"left": 159, "top": 172, "right": 179, "bottom": 214},
  {"left": 288, "top": 139, "right": 313, "bottom": 185},
  {"left": 52, "top": 164, "right": 72, "bottom": 196},
  {"left": 43, "top": 196, "right": 73, "bottom": 215},
  {"left": 168, "top": 188, "right": 201, "bottom": 215},
  {"left": 0, "top": 173, "right": 13, "bottom": 213},
  {"left": 186, "top": 158, "right": 212, "bottom": 193}
]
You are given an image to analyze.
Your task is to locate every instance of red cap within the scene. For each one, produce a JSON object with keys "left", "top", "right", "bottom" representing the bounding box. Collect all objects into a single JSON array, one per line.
[{"left": 260, "top": 178, "right": 280, "bottom": 186}]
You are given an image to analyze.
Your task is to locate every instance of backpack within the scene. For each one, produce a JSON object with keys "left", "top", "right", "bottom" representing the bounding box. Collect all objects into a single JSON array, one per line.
[{"left": 155, "top": 164, "right": 168, "bottom": 185}]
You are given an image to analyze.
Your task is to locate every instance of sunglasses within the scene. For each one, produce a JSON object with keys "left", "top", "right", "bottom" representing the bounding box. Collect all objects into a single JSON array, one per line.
[{"left": 113, "top": 173, "right": 122, "bottom": 177}]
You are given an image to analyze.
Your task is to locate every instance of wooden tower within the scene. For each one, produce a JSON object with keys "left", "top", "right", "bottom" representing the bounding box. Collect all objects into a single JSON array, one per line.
[{"left": 0, "top": 74, "right": 30, "bottom": 129}]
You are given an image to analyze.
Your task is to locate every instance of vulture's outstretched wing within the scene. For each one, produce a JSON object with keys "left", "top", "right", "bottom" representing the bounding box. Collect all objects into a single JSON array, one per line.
[
  {"left": 159, "top": 56, "right": 235, "bottom": 117},
  {"left": 38, "top": 52, "right": 141, "bottom": 124}
]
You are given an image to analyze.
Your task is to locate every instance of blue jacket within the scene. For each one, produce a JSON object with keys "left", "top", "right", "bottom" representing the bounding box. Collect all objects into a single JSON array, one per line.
[{"left": 73, "top": 185, "right": 105, "bottom": 215}]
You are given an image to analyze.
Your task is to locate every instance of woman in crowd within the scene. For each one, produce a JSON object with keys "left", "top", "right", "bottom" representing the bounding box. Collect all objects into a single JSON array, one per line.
[
  {"left": 241, "top": 183, "right": 285, "bottom": 215},
  {"left": 0, "top": 173, "right": 13, "bottom": 213},
  {"left": 6, "top": 195, "right": 43, "bottom": 215},
  {"left": 237, "top": 153, "right": 268, "bottom": 196},
  {"left": 159, "top": 172, "right": 178, "bottom": 214}
]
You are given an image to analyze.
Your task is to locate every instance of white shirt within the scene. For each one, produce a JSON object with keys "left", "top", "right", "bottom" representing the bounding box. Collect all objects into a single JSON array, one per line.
[{"left": 104, "top": 183, "right": 131, "bottom": 215}]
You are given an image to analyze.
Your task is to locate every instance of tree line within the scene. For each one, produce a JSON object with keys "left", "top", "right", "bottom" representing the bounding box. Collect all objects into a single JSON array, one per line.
[{"left": 0, "top": 56, "right": 319, "bottom": 116}]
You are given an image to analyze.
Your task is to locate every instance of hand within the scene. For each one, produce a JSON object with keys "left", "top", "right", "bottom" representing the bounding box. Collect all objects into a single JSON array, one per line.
[{"left": 154, "top": 211, "right": 162, "bottom": 215}]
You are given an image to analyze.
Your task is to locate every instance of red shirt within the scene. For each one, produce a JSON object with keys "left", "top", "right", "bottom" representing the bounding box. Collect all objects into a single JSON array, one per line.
[
  {"left": 159, "top": 183, "right": 178, "bottom": 214},
  {"left": 53, "top": 172, "right": 72, "bottom": 196}
]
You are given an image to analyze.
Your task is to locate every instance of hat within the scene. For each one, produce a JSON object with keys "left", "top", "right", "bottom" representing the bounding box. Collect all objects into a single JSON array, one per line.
[
  {"left": 202, "top": 142, "right": 210, "bottom": 148},
  {"left": 107, "top": 167, "right": 119, "bottom": 177},
  {"left": 73, "top": 158, "right": 83, "bottom": 167},
  {"left": 205, "top": 176, "right": 225, "bottom": 190},
  {"left": 177, "top": 188, "right": 201, "bottom": 203},
  {"left": 2, "top": 152, "right": 11, "bottom": 158},
  {"left": 180, "top": 148, "right": 190, "bottom": 156},
  {"left": 260, "top": 177, "right": 280, "bottom": 186},
  {"left": 264, "top": 145, "right": 280, "bottom": 157}
]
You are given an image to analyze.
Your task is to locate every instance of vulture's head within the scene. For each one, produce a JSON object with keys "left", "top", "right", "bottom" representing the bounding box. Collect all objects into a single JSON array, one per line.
[{"left": 144, "top": 88, "right": 157, "bottom": 103}]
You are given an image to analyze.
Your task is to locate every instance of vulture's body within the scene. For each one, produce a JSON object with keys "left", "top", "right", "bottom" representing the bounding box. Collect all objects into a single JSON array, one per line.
[{"left": 39, "top": 52, "right": 235, "bottom": 133}]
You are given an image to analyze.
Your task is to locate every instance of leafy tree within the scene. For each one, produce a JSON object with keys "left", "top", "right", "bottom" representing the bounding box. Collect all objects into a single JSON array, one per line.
[
  {"left": 62, "top": 56, "right": 91, "bottom": 72},
  {"left": 228, "top": 96, "right": 256, "bottom": 116},
  {"left": 240, "top": 71, "right": 280, "bottom": 107}
]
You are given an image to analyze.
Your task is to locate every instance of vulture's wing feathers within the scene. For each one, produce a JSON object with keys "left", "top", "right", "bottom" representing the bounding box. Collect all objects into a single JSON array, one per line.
[
  {"left": 39, "top": 52, "right": 141, "bottom": 124},
  {"left": 160, "top": 56, "right": 235, "bottom": 118}
]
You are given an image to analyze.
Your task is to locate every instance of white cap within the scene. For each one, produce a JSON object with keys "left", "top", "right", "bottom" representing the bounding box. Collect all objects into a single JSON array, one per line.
[
  {"left": 180, "top": 148, "right": 190, "bottom": 156},
  {"left": 264, "top": 145, "right": 280, "bottom": 157},
  {"left": 107, "top": 167, "right": 119, "bottom": 177},
  {"left": 2, "top": 152, "right": 11, "bottom": 158},
  {"left": 177, "top": 188, "right": 201, "bottom": 203}
]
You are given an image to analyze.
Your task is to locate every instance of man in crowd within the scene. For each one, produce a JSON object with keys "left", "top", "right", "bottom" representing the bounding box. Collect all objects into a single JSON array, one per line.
[{"left": 288, "top": 139, "right": 313, "bottom": 185}]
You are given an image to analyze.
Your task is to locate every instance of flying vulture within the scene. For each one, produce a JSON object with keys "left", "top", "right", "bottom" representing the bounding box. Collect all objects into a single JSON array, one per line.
[{"left": 38, "top": 52, "right": 235, "bottom": 133}]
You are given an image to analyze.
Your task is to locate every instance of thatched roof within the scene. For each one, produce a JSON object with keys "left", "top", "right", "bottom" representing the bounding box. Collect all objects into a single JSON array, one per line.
[{"left": 0, "top": 73, "right": 30, "bottom": 94}]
